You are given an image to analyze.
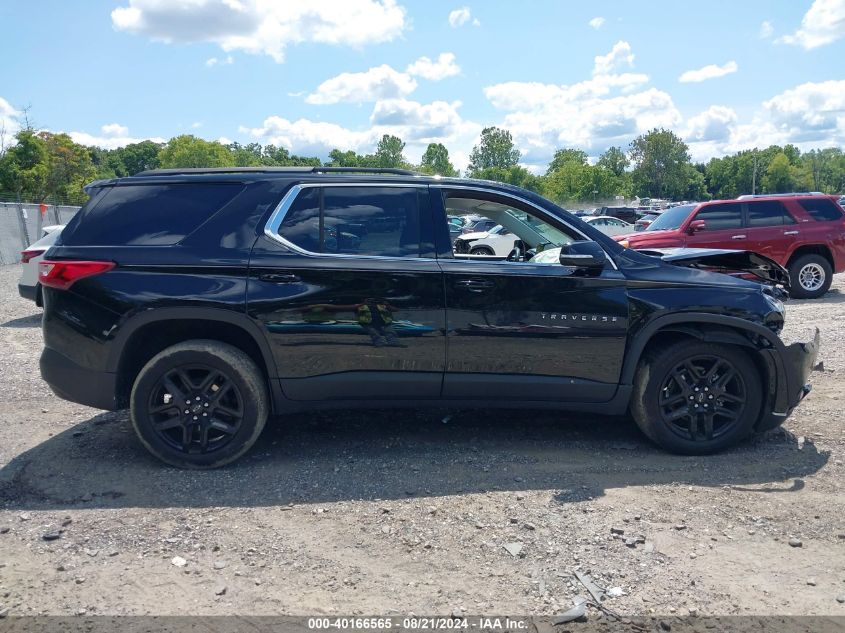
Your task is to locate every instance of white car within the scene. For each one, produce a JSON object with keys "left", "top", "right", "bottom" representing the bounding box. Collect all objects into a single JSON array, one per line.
[
  {"left": 453, "top": 224, "right": 519, "bottom": 256},
  {"left": 584, "top": 215, "right": 634, "bottom": 237},
  {"left": 18, "top": 225, "right": 64, "bottom": 306}
]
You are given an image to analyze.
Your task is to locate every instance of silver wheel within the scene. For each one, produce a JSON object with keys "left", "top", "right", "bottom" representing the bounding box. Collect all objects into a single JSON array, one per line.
[{"left": 798, "top": 262, "right": 826, "bottom": 292}]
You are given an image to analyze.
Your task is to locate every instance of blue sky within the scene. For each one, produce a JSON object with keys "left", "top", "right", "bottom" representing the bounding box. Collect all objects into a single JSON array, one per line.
[{"left": 1, "top": 0, "right": 844, "bottom": 171}]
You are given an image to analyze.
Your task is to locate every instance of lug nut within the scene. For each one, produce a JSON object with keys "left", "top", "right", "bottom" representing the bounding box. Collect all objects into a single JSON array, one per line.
[
  {"left": 195, "top": 396, "right": 200, "bottom": 401},
  {"left": 184, "top": 409, "right": 189, "bottom": 414},
  {"left": 202, "top": 412, "right": 207, "bottom": 417},
  {"left": 694, "top": 387, "right": 699, "bottom": 392},
  {"left": 709, "top": 395, "right": 714, "bottom": 399},
  {"left": 193, "top": 415, "right": 198, "bottom": 420},
  {"left": 204, "top": 403, "right": 209, "bottom": 407}
]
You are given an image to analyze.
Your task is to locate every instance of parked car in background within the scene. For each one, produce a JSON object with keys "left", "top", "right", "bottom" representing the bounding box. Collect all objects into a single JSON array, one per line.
[
  {"left": 595, "top": 206, "right": 640, "bottom": 224},
  {"left": 615, "top": 193, "right": 845, "bottom": 298},
  {"left": 453, "top": 224, "right": 518, "bottom": 256},
  {"left": 18, "top": 225, "right": 64, "bottom": 306},
  {"left": 635, "top": 211, "right": 662, "bottom": 232},
  {"left": 584, "top": 215, "right": 634, "bottom": 236},
  {"left": 461, "top": 216, "right": 498, "bottom": 234}
]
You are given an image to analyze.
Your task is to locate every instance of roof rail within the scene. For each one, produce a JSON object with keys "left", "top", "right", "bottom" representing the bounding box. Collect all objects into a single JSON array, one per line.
[
  {"left": 737, "top": 192, "right": 826, "bottom": 199},
  {"left": 135, "top": 166, "right": 422, "bottom": 177}
]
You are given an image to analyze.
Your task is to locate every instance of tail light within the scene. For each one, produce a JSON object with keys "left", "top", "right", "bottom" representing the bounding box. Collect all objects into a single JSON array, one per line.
[
  {"left": 38, "top": 260, "right": 115, "bottom": 290},
  {"left": 20, "top": 249, "right": 42, "bottom": 264}
]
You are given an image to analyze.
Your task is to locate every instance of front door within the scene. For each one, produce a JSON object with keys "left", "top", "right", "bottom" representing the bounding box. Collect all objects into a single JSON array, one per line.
[
  {"left": 684, "top": 201, "right": 746, "bottom": 250},
  {"left": 248, "top": 183, "right": 446, "bottom": 401},
  {"left": 434, "top": 187, "right": 629, "bottom": 402}
]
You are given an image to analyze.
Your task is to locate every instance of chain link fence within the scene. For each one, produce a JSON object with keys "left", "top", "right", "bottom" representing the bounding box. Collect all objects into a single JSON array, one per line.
[{"left": 0, "top": 199, "right": 81, "bottom": 265}]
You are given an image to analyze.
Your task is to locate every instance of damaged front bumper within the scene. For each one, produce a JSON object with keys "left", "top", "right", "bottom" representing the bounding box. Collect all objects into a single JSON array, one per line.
[{"left": 756, "top": 327, "right": 820, "bottom": 431}]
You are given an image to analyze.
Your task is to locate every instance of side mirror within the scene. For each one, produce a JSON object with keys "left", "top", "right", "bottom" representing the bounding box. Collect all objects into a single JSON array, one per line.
[
  {"left": 687, "top": 219, "right": 706, "bottom": 234},
  {"left": 559, "top": 241, "right": 607, "bottom": 276}
]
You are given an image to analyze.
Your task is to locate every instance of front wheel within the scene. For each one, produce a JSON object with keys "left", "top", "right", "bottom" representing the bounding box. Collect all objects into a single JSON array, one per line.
[
  {"left": 470, "top": 246, "right": 495, "bottom": 256},
  {"left": 788, "top": 254, "right": 832, "bottom": 299},
  {"left": 631, "top": 341, "right": 762, "bottom": 454},
  {"left": 130, "top": 340, "right": 268, "bottom": 469}
]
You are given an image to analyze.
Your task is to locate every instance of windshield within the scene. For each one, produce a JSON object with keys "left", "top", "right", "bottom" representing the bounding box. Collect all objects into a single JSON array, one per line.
[{"left": 645, "top": 204, "right": 695, "bottom": 231}]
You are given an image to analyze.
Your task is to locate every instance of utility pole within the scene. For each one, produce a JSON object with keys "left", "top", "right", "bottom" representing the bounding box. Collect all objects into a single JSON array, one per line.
[{"left": 751, "top": 150, "right": 758, "bottom": 195}]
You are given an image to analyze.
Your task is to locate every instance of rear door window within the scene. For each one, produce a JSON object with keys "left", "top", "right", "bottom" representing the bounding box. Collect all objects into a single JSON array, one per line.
[
  {"left": 278, "top": 186, "right": 422, "bottom": 258},
  {"left": 62, "top": 183, "right": 244, "bottom": 246},
  {"left": 797, "top": 198, "right": 844, "bottom": 222},
  {"left": 746, "top": 200, "right": 796, "bottom": 227},
  {"left": 693, "top": 203, "right": 743, "bottom": 230}
]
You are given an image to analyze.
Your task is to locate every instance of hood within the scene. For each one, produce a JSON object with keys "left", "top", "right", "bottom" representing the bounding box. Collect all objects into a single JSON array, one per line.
[
  {"left": 457, "top": 231, "right": 491, "bottom": 241},
  {"left": 636, "top": 247, "right": 790, "bottom": 290}
]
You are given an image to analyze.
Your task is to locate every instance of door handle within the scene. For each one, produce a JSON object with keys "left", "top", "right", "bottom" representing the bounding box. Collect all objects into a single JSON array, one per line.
[
  {"left": 731, "top": 234, "right": 747, "bottom": 240},
  {"left": 259, "top": 273, "right": 301, "bottom": 283},
  {"left": 784, "top": 230, "right": 799, "bottom": 235},
  {"left": 455, "top": 279, "right": 494, "bottom": 292}
]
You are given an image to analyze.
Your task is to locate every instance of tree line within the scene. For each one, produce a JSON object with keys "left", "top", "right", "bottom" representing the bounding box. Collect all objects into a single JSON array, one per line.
[{"left": 1, "top": 124, "right": 843, "bottom": 207}]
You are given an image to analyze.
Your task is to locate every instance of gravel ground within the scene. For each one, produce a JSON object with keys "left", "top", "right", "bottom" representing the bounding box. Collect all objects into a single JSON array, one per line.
[{"left": 0, "top": 263, "right": 844, "bottom": 618}]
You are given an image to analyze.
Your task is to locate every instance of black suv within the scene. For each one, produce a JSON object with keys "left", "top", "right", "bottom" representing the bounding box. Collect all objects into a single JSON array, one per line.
[{"left": 39, "top": 167, "right": 819, "bottom": 468}]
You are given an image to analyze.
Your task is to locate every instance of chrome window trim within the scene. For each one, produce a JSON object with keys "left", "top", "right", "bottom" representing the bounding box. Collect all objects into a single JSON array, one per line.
[
  {"left": 431, "top": 183, "right": 619, "bottom": 270},
  {"left": 263, "top": 180, "right": 617, "bottom": 270},
  {"left": 263, "top": 182, "right": 435, "bottom": 262}
]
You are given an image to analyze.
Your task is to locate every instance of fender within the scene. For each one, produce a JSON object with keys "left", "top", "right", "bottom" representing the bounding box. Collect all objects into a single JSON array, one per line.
[
  {"left": 106, "top": 306, "right": 279, "bottom": 378},
  {"left": 620, "top": 312, "right": 784, "bottom": 386}
]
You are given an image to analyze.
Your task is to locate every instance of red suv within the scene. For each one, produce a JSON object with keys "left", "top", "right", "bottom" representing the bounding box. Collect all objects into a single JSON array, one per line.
[{"left": 616, "top": 194, "right": 845, "bottom": 298}]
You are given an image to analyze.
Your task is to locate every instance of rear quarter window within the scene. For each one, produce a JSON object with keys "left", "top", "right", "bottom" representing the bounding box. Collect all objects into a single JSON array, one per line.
[
  {"left": 797, "top": 199, "right": 843, "bottom": 222},
  {"left": 61, "top": 183, "right": 244, "bottom": 246}
]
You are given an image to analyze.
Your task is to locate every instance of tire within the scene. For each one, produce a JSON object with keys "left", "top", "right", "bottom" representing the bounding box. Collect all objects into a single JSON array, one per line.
[
  {"left": 129, "top": 340, "right": 268, "bottom": 469},
  {"left": 631, "top": 341, "right": 762, "bottom": 455},
  {"left": 788, "top": 254, "right": 832, "bottom": 299},
  {"left": 470, "top": 246, "right": 495, "bottom": 256}
]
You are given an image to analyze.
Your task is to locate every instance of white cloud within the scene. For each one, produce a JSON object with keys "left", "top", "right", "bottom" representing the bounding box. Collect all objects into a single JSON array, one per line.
[
  {"left": 759, "top": 20, "right": 774, "bottom": 39},
  {"left": 779, "top": 0, "right": 845, "bottom": 49},
  {"left": 305, "top": 64, "right": 418, "bottom": 105},
  {"left": 683, "top": 80, "right": 845, "bottom": 160},
  {"left": 483, "top": 42, "right": 678, "bottom": 168},
  {"left": 101, "top": 123, "right": 130, "bottom": 137},
  {"left": 112, "top": 0, "right": 407, "bottom": 63},
  {"left": 406, "top": 53, "right": 460, "bottom": 80},
  {"left": 205, "top": 54, "right": 233, "bottom": 67},
  {"left": 448, "top": 7, "right": 478, "bottom": 27},
  {"left": 684, "top": 106, "right": 738, "bottom": 143},
  {"left": 242, "top": 98, "right": 481, "bottom": 170},
  {"left": 68, "top": 128, "right": 165, "bottom": 150},
  {"left": 588, "top": 16, "right": 605, "bottom": 29},
  {"left": 678, "top": 61, "right": 738, "bottom": 83},
  {"left": 191, "top": 122, "right": 203, "bottom": 129},
  {"left": 593, "top": 40, "right": 634, "bottom": 75},
  {"left": 0, "top": 97, "right": 22, "bottom": 146}
]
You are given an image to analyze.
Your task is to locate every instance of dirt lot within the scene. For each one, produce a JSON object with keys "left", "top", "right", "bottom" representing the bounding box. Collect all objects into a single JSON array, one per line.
[{"left": 0, "top": 263, "right": 844, "bottom": 618}]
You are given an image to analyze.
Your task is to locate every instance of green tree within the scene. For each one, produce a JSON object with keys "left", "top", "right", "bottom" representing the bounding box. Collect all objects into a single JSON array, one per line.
[
  {"left": 467, "top": 127, "right": 520, "bottom": 176},
  {"left": 629, "top": 128, "right": 692, "bottom": 200},
  {"left": 762, "top": 152, "right": 796, "bottom": 193},
  {"left": 597, "top": 146, "right": 629, "bottom": 177},
  {"left": 157, "top": 135, "right": 235, "bottom": 168},
  {"left": 0, "top": 129, "right": 50, "bottom": 201},
  {"left": 373, "top": 134, "right": 408, "bottom": 168},
  {"left": 419, "top": 142, "right": 457, "bottom": 176},
  {"left": 546, "top": 148, "right": 588, "bottom": 174},
  {"left": 472, "top": 165, "right": 541, "bottom": 192},
  {"left": 42, "top": 132, "right": 97, "bottom": 202},
  {"left": 327, "top": 149, "right": 373, "bottom": 167}
]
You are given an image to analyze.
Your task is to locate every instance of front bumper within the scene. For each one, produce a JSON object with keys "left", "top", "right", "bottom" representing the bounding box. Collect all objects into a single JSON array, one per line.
[{"left": 756, "top": 328, "right": 820, "bottom": 431}]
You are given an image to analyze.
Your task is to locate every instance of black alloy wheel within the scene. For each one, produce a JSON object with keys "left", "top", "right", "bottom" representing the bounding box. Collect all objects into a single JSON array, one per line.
[
  {"left": 148, "top": 364, "right": 244, "bottom": 454},
  {"left": 657, "top": 355, "right": 746, "bottom": 442}
]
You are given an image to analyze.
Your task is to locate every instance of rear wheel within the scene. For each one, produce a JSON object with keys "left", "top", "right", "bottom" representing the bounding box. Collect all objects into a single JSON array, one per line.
[
  {"left": 130, "top": 340, "right": 268, "bottom": 469},
  {"left": 631, "top": 341, "right": 762, "bottom": 454},
  {"left": 788, "top": 254, "right": 832, "bottom": 299}
]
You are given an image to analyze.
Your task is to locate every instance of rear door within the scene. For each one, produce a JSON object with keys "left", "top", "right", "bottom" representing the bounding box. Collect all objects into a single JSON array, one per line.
[
  {"left": 685, "top": 202, "right": 746, "bottom": 250},
  {"left": 247, "top": 183, "right": 446, "bottom": 401},
  {"left": 744, "top": 200, "right": 798, "bottom": 265}
]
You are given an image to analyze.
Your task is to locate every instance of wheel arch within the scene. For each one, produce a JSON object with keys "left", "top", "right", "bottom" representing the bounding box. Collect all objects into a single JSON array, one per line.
[
  {"left": 786, "top": 243, "right": 834, "bottom": 270},
  {"left": 108, "top": 308, "right": 279, "bottom": 410}
]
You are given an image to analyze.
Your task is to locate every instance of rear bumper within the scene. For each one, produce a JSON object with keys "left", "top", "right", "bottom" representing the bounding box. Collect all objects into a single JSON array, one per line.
[
  {"left": 40, "top": 347, "right": 119, "bottom": 411},
  {"left": 756, "top": 328, "right": 820, "bottom": 431},
  {"left": 18, "top": 283, "right": 37, "bottom": 302}
]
